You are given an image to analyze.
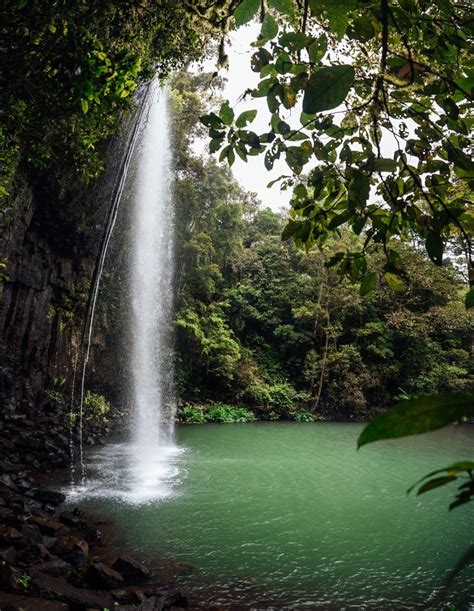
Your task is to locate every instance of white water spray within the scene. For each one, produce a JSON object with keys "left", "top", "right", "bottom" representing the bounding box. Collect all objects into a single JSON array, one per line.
[
  {"left": 67, "top": 83, "right": 182, "bottom": 504},
  {"left": 126, "top": 84, "right": 179, "bottom": 500},
  {"left": 130, "top": 85, "right": 175, "bottom": 448}
]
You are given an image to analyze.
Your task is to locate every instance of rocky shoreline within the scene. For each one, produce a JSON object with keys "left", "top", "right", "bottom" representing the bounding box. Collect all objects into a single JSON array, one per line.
[{"left": 0, "top": 393, "right": 196, "bottom": 611}]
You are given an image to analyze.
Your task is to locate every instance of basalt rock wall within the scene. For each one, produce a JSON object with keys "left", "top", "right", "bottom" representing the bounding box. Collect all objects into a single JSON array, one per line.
[
  {"left": 0, "top": 177, "right": 94, "bottom": 412},
  {"left": 0, "top": 112, "right": 136, "bottom": 417}
]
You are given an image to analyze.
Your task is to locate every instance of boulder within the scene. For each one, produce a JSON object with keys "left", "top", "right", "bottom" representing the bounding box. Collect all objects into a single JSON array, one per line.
[
  {"left": 0, "top": 591, "right": 68, "bottom": 610},
  {"left": 32, "top": 558, "right": 73, "bottom": 578},
  {"left": 30, "top": 571, "right": 114, "bottom": 607},
  {"left": 20, "top": 523, "right": 43, "bottom": 546},
  {"left": 30, "top": 516, "right": 65, "bottom": 535},
  {"left": 86, "top": 561, "right": 124, "bottom": 589},
  {"left": 112, "top": 555, "right": 151, "bottom": 581},
  {"left": 29, "top": 489, "right": 66, "bottom": 506},
  {"left": 0, "top": 545, "right": 16, "bottom": 564}
]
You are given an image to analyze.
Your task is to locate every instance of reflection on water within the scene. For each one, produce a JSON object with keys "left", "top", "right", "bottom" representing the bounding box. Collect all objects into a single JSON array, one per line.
[{"left": 65, "top": 423, "right": 474, "bottom": 608}]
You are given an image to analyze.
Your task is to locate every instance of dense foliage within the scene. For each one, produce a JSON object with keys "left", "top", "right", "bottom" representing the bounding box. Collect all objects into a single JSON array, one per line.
[
  {"left": 201, "top": 0, "right": 473, "bottom": 304},
  {"left": 172, "top": 73, "right": 473, "bottom": 421},
  {"left": 0, "top": 0, "right": 230, "bottom": 199}
]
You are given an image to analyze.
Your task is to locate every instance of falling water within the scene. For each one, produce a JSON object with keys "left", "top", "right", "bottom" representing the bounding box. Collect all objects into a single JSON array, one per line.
[
  {"left": 129, "top": 84, "right": 176, "bottom": 454},
  {"left": 67, "top": 82, "right": 182, "bottom": 503},
  {"left": 74, "top": 84, "right": 152, "bottom": 481}
]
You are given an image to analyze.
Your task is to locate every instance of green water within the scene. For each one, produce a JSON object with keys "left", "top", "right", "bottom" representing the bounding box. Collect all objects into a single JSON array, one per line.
[{"left": 70, "top": 423, "right": 474, "bottom": 608}]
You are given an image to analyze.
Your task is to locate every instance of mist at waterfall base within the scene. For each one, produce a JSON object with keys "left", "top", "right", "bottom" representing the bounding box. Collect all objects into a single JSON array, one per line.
[{"left": 67, "top": 83, "right": 184, "bottom": 505}]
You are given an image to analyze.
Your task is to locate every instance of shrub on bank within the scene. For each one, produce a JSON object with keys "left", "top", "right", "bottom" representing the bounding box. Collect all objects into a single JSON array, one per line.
[{"left": 178, "top": 403, "right": 255, "bottom": 424}]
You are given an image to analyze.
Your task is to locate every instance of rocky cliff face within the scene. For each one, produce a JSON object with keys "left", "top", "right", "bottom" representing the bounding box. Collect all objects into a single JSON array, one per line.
[
  {"left": 0, "top": 179, "right": 91, "bottom": 411},
  {"left": 0, "top": 105, "right": 138, "bottom": 415}
]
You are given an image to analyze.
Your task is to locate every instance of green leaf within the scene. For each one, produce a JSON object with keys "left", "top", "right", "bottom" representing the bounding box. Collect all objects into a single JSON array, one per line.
[
  {"left": 279, "top": 32, "right": 310, "bottom": 51},
  {"left": 238, "top": 129, "right": 260, "bottom": 147},
  {"left": 348, "top": 16, "right": 375, "bottom": 42},
  {"left": 80, "top": 99, "right": 89, "bottom": 114},
  {"left": 465, "top": 288, "right": 474, "bottom": 309},
  {"left": 384, "top": 272, "right": 405, "bottom": 292},
  {"left": 219, "top": 145, "right": 232, "bottom": 162},
  {"left": 357, "top": 393, "right": 474, "bottom": 448},
  {"left": 286, "top": 131, "right": 309, "bottom": 141},
  {"left": 261, "top": 13, "right": 278, "bottom": 39},
  {"left": 374, "top": 158, "right": 398, "bottom": 173},
  {"left": 200, "top": 113, "right": 223, "bottom": 129},
  {"left": 233, "top": 0, "right": 260, "bottom": 27},
  {"left": 209, "top": 138, "right": 222, "bottom": 154},
  {"left": 446, "top": 146, "right": 474, "bottom": 172},
  {"left": 408, "top": 461, "right": 474, "bottom": 495},
  {"left": 326, "top": 6, "right": 350, "bottom": 40},
  {"left": 425, "top": 231, "right": 443, "bottom": 266},
  {"left": 281, "top": 220, "right": 300, "bottom": 240},
  {"left": 328, "top": 209, "right": 352, "bottom": 229},
  {"left": 236, "top": 109, "right": 258, "bottom": 128},
  {"left": 360, "top": 272, "right": 376, "bottom": 296},
  {"left": 219, "top": 101, "right": 234, "bottom": 126},
  {"left": 268, "top": 0, "right": 294, "bottom": 16},
  {"left": 417, "top": 475, "right": 458, "bottom": 495},
  {"left": 303, "top": 66, "right": 354, "bottom": 114}
]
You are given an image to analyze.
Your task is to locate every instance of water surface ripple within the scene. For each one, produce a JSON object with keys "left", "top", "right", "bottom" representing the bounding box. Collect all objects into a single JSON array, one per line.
[{"left": 67, "top": 422, "right": 474, "bottom": 609}]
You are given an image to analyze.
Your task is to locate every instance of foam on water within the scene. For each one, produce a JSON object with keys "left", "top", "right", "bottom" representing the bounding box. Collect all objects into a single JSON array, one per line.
[{"left": 66, "top": 441, "right": 185, "bottom": 505}]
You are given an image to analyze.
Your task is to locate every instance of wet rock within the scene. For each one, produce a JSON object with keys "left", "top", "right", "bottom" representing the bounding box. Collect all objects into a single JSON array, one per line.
[
  {"left": 30, "top": 571, "right": 114, "bottom": 607},
  {"left": 9, "top": 501, "right": 26, "bottom": 515},
  {"left": 20, "top": 523, "right": 42, "bottom": 546},
  {"left": 0, "top": 591, "right": 68, "bottom": 610},
  {"left": 0, "top": 526, "right": 22, "bottom": 544},
  {"left": 32, "top": 558, "right": 73, "bottom": 578},
  {"left": 86, "top": 561, "right": 124, "bottom": 589},
  {"left": 0, "top": 507, "right": 17, "bottom": 525},
  {"left": 163, "top": 591, "right": 189, "bottom": 609},
  {"left": 76, "top": 538, "right": 89, "bottom": 559},
  {"left": 0, "top": 474, "right": 18, "bottom": 491},
  {"left": 16, "top": 542, "right": 51, "bottom": 565},
  {"left": 17, "top": 477, "right": 33, "bottom": 490},
  {"left": 112, "top": 555, "right": 152, "bottom": 581},
  {"left": 62, "top": 548, "right": 88, "bottom": 570},
  {"left": 30, "top": 489, "right": 66, "bottom": 506},
  {"left": 139, "top": 597, "right": 166, "bottom": 611},
  {"left": 0, "top": 562, "right": 21, "bottom": 590},
  {"left": 0, "top": 545, "right": 17, "bottom": 564},
  {"left": 42, "top": 534, "right": 57, "bottom": 549},
  {"left": 112, "top": 588, "right": 136, "bottom": 603},
  {"left": 30, "top": 515, "right": 65, "bottom": 537},
  {"left": 25, "top": 498, "right": 43, "bottom": 512}
]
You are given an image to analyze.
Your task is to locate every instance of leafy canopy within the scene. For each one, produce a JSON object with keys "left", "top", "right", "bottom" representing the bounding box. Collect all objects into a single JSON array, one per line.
[{"left": 201, "top": 0, "right": 473, "bottom": 301}]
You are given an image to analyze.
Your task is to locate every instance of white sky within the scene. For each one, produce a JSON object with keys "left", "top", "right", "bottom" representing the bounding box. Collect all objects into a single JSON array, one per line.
[
  {"left": 204, "top": 23, "right": 293, "bottom": 210},
  {"left": 199, "top": 23, "right": 411, "bottom": 211}
]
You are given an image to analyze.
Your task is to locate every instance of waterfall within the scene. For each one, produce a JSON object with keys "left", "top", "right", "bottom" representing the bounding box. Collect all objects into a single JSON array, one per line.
[
  {"left": 129, "top": 84, "right": 176, "bottom": 454},
  {"left": 74, "top": 83, "right": 152, "bottom": 481},
  {"left": 66, "top": 82, "right": 182, "bottom": 504}
]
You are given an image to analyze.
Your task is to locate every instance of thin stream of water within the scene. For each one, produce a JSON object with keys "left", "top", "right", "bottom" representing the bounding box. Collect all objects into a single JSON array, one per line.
[{"left": 73, "top": 83, "right": 153, "bottom": 480}]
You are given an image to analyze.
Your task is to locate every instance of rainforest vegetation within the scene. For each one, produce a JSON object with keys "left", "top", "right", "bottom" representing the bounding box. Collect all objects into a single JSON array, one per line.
[
  {"left": 1, "top": 0, "right": 473, "bottom": 514},
  {"left": 0, "top": 1, "right": 473, "bottom": 608},
  {"left": 172, "top": 72, "right": 473, "bottom": 423}
]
